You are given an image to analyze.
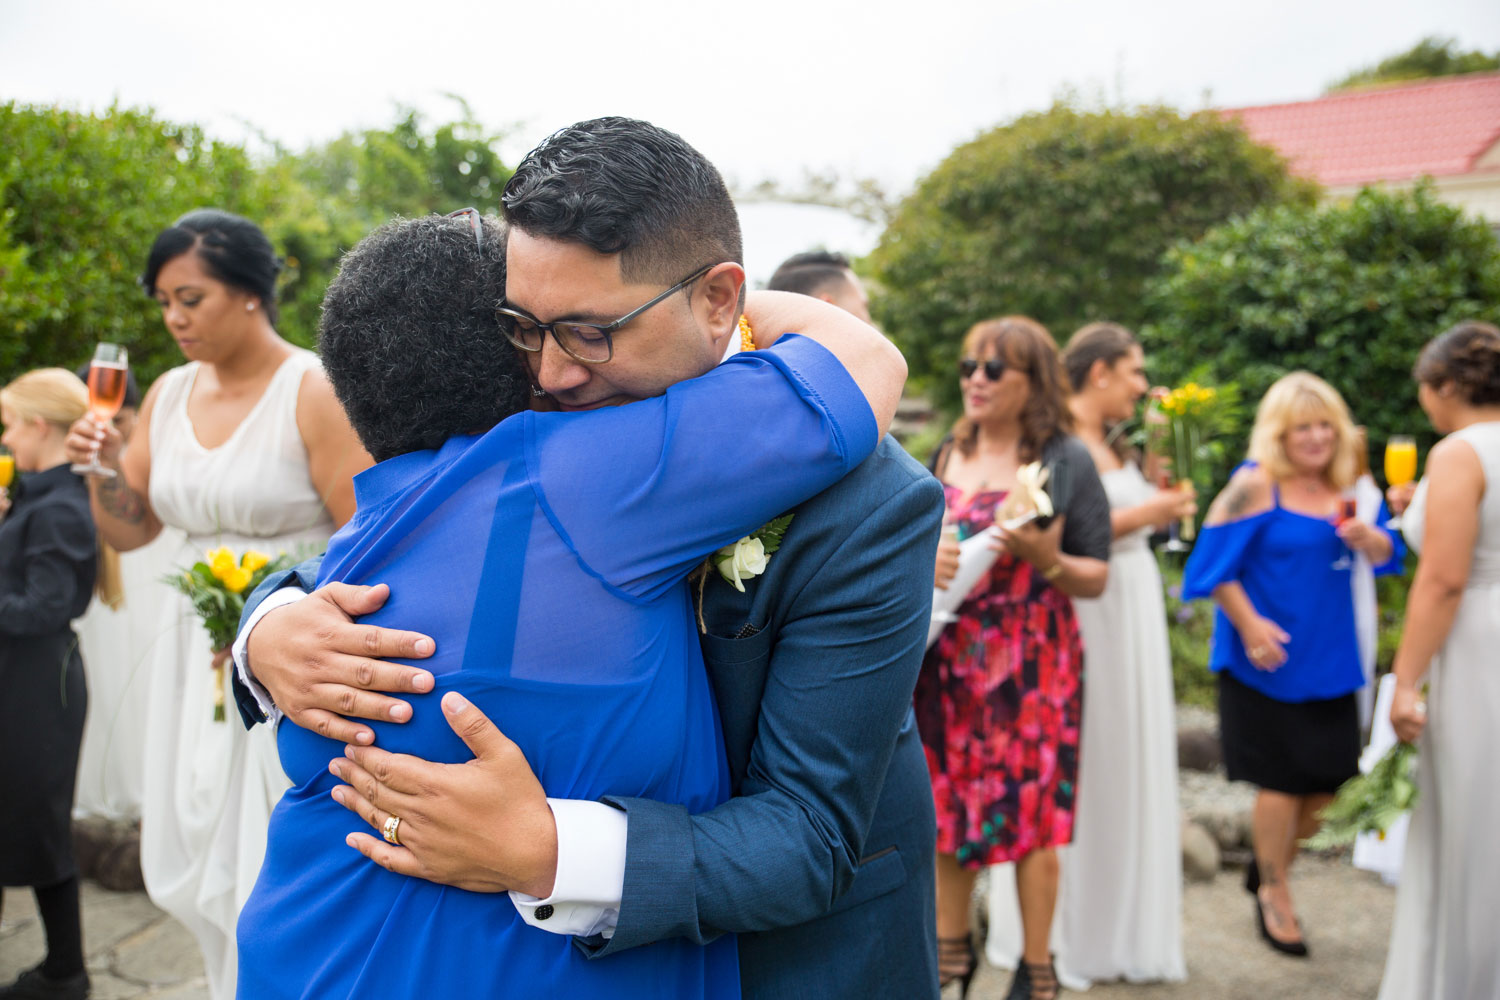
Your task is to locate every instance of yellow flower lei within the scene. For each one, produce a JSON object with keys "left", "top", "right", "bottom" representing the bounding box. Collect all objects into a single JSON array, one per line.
[{"left": 738, "top": 315, "right": 755, "bottom": 353}]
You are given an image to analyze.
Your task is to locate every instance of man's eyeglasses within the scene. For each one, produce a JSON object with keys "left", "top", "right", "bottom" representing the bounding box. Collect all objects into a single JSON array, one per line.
[
  {"left": 497, "top": 263, "right": 716, "bottom": 365},
  {"left": 447, "top": 207, "right": 483, "bottom": 253},
  {"left": 959, "top": 358, "right": 1007, "bottom": 381}
]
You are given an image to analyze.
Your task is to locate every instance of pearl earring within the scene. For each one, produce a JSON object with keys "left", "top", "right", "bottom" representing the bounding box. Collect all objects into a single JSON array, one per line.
[{"left": 246, "top": 302, "right": 255, "bottom": 312}]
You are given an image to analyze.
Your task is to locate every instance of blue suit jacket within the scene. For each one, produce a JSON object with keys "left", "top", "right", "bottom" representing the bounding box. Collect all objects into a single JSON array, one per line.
[{"left": 234, "top": 435, "right": 943, "bottom": 1000}]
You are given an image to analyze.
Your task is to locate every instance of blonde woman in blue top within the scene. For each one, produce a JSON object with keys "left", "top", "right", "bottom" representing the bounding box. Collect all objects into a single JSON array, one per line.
[{"left": 1182, "top": 372, "right": 1402, "bottom": 958}]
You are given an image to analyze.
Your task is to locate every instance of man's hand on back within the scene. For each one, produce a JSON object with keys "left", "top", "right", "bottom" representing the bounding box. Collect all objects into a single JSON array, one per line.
[
  {"left": 247, "top": 582, "right": 437, "bottom": 745},
  {"left": 330, "top": 692, "right": 559, "bottom": 898}
]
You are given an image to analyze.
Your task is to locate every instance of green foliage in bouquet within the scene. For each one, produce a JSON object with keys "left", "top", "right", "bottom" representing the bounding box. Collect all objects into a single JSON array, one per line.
[
  {"left": 1303, "top": 741, "right": 1418, "bottom": 850},
  {"left": 164, "top": 547, "right": 294, "bottom": 653}
]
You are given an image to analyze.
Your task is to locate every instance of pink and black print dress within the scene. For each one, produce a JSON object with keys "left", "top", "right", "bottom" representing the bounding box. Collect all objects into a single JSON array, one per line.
[{"left": 915, "top": 435, "right": 1111, "bottom": 868}]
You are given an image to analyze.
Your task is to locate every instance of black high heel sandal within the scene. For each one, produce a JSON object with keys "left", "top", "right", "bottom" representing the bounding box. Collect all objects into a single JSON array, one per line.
[
  {"left": 1245, "top": 857, "right": 1260, "bottom": 895},
  {"left": 938, "top": 935, "right": 978, "bottom": 999},
  {"left": 1006, "top": 956, "right": 1061, "bottom": 1000}
]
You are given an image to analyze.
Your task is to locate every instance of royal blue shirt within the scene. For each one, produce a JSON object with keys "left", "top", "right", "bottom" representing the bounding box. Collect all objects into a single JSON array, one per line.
[
  {"left": 236, "top": 335, "right": 877, "bottom": 999},
  {"left": 1182, "top": 481, "right": 1403, "bottom": 703}
]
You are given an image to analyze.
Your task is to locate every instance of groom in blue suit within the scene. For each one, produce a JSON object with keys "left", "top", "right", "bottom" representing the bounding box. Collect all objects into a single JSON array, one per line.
[{"left": 233, "top": 118, "right": 943, "bottom": 998}]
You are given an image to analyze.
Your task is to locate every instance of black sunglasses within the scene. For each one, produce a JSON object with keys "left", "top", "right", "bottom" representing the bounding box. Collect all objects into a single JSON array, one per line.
[
  {"left": 447, "top": 207, "right": 483, "bottom": 253},
  {"left": 497, "top": 263, "right": 716, "bottom": 365},
  {"left": 959, "top": 358, "right": 1006, "bottom": 381}
]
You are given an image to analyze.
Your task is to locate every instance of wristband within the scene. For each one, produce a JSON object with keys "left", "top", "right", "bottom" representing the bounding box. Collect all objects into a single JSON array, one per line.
[{"left": 1041, "top": 562, "right": 1063, "bottom": 581}]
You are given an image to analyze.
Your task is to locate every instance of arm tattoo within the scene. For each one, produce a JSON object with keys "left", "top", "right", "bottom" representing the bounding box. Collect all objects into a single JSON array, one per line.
[
  {"left": 1222, "top": 482, "right": 1253, "bottom": 518},
  {"left": 97, "top": 476, "right": 148, "bottom": 525}
]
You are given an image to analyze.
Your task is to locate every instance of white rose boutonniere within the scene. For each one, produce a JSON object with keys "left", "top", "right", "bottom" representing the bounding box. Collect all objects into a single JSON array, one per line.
[{"left": 714, "top": 514, "right": 793, "bottom": 593}]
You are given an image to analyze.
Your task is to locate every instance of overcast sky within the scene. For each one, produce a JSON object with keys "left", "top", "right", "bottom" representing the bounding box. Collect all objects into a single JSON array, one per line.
[{"left": 4, "top": 0, "right": 1498, "bottom": 277}]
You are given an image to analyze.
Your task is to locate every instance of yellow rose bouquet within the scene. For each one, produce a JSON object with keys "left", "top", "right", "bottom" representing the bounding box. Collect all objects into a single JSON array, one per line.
[
  {"left": 1152, "top": 378, "right": 1239, "bottom": 541},
  {"left": 164, "top": 547, "right": 292, "bottom": 720}
]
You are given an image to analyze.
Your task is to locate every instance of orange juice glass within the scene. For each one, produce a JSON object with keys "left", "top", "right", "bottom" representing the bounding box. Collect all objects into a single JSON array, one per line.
[{"left": 1385, "top": 436, "right": 1417, "bottom": 488}]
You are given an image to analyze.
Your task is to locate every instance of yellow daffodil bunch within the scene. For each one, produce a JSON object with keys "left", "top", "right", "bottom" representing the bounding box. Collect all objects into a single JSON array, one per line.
[{"left": 165, "top": 547, "right": 294, "bottom": 720}]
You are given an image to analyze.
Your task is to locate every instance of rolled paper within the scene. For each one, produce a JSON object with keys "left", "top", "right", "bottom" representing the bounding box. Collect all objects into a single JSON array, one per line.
[{"left": 927, "top": 526, "right": 1003, "bottom": 649}]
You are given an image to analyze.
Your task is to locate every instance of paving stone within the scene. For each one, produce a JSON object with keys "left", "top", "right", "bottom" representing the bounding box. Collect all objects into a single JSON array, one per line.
[
  {"left": 111, "top": 916, "right": 204, "bottom": 988},
  {"left": 81, "top": 883, "right": 171, "bottom": 957}
]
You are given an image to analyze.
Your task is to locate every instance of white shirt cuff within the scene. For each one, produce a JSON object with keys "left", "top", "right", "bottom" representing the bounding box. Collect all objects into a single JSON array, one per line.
[
  {"left": 509, "top": 798, "right": 626, "bottom": 939},
  {"left": 231, "top": 586, "right": 308, "bottom": 725}
]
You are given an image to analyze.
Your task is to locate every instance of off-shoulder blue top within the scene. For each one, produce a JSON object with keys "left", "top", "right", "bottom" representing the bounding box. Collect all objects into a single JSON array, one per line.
[{"left": 1181, "top": 474, "right": 1403, "bottom": 703}]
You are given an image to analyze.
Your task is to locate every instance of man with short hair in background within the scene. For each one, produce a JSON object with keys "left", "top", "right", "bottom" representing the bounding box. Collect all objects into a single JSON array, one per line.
[{"left": 767, "top": 249, "right": 872, "bottom": 325}]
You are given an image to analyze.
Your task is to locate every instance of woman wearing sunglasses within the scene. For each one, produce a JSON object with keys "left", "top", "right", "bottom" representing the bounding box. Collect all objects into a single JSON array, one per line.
[{"left": 916, "top": 316, "right": 1111, "bottom": 1000}]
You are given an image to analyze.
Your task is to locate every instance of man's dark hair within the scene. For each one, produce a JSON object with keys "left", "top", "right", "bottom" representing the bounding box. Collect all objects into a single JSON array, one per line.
[
  {"left": 767, "top": 250, "right": 854, "bottom": 298},
  {"left": 142, "top": 209, "right": 284, "bottom": 325},
  {"left": 502, "top": 117, "right": 742, "bottom": 288},
  {"left": 318, "top": 214, "right": 530, "bottom": 462}
]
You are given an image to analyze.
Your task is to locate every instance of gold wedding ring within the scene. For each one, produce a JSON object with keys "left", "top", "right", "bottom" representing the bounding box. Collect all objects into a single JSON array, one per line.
[{"left": 382, "top": 814, "right": 403, "bottom": 846}]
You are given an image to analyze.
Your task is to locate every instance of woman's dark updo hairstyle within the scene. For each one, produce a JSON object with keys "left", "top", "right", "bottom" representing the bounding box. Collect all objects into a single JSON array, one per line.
[
  {"left": 952, "top": 315, "right": 1073, "bottom": 464},
  {"left": 1064, "top": 321, "right": 1141, "bottom": 460},
  {"left": 142, "top": 209, "right": 283, "bottom": 325},
  {"left": 1414, "top": 320, "right": 1500, "bottom": 406}
]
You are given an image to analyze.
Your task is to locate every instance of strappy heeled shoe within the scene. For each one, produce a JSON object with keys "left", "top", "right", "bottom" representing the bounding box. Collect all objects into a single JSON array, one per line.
[
  {"left": 1006, "top": 956, "right": 1061, "bottom": 1000},
  {"left": 938, "top": 935, "right": 978, "bottom": 999}
]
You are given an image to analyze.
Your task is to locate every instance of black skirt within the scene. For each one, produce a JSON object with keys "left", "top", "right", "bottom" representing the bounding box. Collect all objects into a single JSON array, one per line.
[{"left": 1217, "top": 670, "right": 1360, "bottom": 796}]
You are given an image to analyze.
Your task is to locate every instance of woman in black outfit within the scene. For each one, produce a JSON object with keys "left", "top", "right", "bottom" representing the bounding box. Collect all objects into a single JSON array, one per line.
[{"left": 0, "top": 368, "right": 98, "bottom": 1000}]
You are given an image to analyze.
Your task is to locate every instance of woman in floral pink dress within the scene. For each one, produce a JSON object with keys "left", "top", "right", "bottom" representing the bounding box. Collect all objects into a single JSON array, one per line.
[{"left": 917, "top": 316, "right": 1111, "bottom": 1000}]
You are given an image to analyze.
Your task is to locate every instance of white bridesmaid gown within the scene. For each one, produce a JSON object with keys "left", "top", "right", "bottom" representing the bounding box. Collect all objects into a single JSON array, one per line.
[
  {"left": 986, "top": 463, "right": 1185, "bottom": 986},
  {"left": 139, "top": 350, "right": 334, "bottom": 999},
  {"left": 1378, "top": 421, "right": 1500, "bottom": 1000},
  {"left": 72, "top": 529, "right": 180, "bottom": 820}
]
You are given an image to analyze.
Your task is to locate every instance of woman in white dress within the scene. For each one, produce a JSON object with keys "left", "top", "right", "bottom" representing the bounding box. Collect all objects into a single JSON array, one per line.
[
  {"left": 64, "top": 209, "right": 370, "bottom": 999},
  {"left": 1058, "top": 322, "right": 1190, "bottom": 983},
  {"left": 1379, "top": 320, "right": 1500, "bottom": 1000},
  {"left": 71, "top": 370, "right": 179, "bottom": 822}
]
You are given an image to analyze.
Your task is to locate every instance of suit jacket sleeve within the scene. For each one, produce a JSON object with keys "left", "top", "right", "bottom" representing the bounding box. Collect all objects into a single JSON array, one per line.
[
  {"left": 590, "top": 471, "right": 945, "bottom": 952},
  {"left": 230, "top": 554, "right": 325, "bottom": 728}
]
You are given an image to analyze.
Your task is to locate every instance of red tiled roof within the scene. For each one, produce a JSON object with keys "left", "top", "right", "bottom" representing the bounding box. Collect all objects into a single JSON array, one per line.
[{"left": 1221, "top": 72, "right": 1500, "bottom": 188}]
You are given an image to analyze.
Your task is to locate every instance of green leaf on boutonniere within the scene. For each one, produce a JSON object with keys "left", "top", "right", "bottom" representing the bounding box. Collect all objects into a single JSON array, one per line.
[{"left": 757, "top": 514, "right": 794, "bottom": 555}]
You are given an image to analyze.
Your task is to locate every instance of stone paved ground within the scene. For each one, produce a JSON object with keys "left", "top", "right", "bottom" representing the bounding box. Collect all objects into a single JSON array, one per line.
[
  {"left": 0, "top": 883, "right": 205, "bottom": 999},
  {"left": 2, "top": 854, "right": 1392, "bottom": 999},
  {"left": 964, "top": 855, "right": 1395, "bottom": 1000}
]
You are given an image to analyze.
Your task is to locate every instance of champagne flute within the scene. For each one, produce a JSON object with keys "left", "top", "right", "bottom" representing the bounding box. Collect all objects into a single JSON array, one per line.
[
  {"left": 1156, "top": 466, "right": 1191, "bottom": 553},
  {"left": 1332, "top": 496, "right": 1358, "bottom": 570},
  {"left": 71, "top": 343, "right": 129, "bottom": 478},
  {"left": 1383, "top": 435, "right": 1417, "bottom": 530}
]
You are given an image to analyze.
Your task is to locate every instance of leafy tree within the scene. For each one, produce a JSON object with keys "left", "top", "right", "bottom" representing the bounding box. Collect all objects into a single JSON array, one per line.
[
  {"left": 0, "top": 103, "right": 270, "bottom": 383},
  {"left": 867, "top": 103, "right": 1313, "bottom": 411},
  {"left": 0, "top": 102, "right": 513, "bottom": 388},
  {"left": 258, "top": 105, "right": 512, "bottom": 347},
  {"left": 1142, "top": 184, "right": 1500, "bottom": 456},
  {"left": 1328, "top": 37, "right": 1500, "bottom": 92}
]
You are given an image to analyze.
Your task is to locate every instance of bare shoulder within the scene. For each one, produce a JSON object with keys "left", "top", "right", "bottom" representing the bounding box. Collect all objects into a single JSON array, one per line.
[
  {"left": 1204, "top": 465, "right": 1273, "bottom": 526},
  {"left": 1425, "top": 435, "right": 1486, "bottom": 495},
  {"left": 293, "top": 365, "right": 347, "bottom": 439}
]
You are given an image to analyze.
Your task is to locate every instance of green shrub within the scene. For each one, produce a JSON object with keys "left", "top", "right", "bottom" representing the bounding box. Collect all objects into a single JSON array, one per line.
[
  {"left": 0, "top": 102, "right": 512, "bottom": 388},
  {"left": 1142, "top": 184, "right": 1500, "bottom": 458},
  {"left": 867, "top": 102, "right": 1311, "bottom": 414}
]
